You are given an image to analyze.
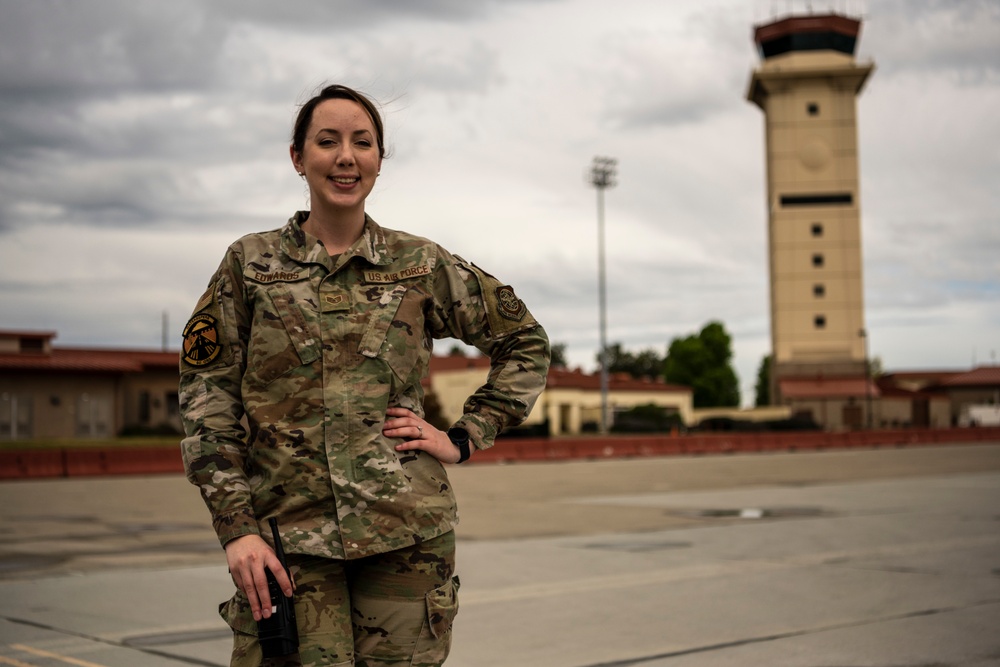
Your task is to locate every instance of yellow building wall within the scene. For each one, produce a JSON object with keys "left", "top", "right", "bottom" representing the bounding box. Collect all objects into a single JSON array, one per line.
[{"left": 428, "top": 367, "right": 693, "bottom": 436}]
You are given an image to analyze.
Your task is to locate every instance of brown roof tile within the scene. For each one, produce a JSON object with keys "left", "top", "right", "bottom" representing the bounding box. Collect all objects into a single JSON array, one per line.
[
  {"left": 941, "top": 366, "right": 1000, "bottom": 387},
  {"left": 779, "top": 376, "right": 880, "bottom": 399},
  {"left": 0, "top": 348, "right": 178, "bottom": 374}
]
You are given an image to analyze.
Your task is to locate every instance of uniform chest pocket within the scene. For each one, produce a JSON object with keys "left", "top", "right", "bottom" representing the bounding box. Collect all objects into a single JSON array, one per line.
[
  {"left": 248, "top": 285, "right": 322, "bottom": 387},
  {"left": 358, "top": 284, "right": 426, "bottom": 384}
]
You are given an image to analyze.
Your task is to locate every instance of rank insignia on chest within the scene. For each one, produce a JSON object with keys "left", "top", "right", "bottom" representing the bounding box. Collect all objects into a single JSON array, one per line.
[{"left": 322, "top": 292, "right": 352, "bottom": 312}]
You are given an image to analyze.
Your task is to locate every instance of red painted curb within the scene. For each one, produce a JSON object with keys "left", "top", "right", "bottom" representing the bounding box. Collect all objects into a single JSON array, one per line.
[{"left": 1, "top": 427, "right": 998, "bottom": 479}]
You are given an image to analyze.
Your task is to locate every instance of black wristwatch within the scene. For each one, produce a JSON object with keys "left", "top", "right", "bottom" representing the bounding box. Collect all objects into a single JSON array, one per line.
[{"left": 447, "top": 427, "right": 472, "bottom": 463}]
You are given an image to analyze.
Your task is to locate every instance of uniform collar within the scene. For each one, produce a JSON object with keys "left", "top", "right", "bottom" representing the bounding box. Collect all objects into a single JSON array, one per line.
[{"left": 280, "top": 212, "right": 394, "bottom": 269}]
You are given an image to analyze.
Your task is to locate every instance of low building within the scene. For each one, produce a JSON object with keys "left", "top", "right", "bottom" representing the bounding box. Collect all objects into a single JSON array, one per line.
[
  {"left": 542, "top": 368, "right": 693, "bottom": 435},
  {"left": 939, "top": 366, "right": 1000, "bottom": 426},
  {"left": 0, "top": 331, "right": 179, "bottom": 440},
  {"left": 876, "top": 371, "right": 954, "bottom": 429},
  {"left": 776, "top": 375, "right": 881, "bottom": 430},
  {"left": 428, "top": 354, "right": 694, "bottom": 436},
  {"left": 6, "top": 329, "right": 992, "bottom": 440}
]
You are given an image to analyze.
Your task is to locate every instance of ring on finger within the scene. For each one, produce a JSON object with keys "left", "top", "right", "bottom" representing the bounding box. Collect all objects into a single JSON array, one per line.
[{"left": 417, "top": 425, "right": 423, "bottom": 437}]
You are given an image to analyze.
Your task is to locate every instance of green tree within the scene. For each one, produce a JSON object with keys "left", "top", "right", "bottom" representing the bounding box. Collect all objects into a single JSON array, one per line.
[
  {"left": 550, "top": 342, "right": 569, "bottom": 369},
  {"left": 599, "top": 343, "right": 664, "bottom": 380},
  {"left": 754, "top": 354, "right": 771, "bottom": 407},
  {"left": 663, "top": 321, "right": 740, "bottom": 408}
]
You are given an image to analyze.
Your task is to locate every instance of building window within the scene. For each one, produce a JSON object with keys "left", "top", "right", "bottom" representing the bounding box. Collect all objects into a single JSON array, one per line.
[
  {"left": 0, "top": 393, "right": 33, "bottom": 440},
  {"left": 811, "top": 222, "right": 823, "bottom": 237},
  {"left": 807, "top": 102, "right": 820, "bottom": 116},
  {"left": 77, "top": 393, "right": 112, "bottom": 438},
  {"left": 814, "top": 315, "right": 827, "bottom": 329},
  {"left": 813, "top": 284, "right": 826, "bottom": 297},
  {"left": 166, "top": 392, "right": 180, "bottom": 418},
  {"left": 781, "top": 193, "right": 852, "bottom": 207},
  {"left": 19, "top": 338, "right": 45, "bottom": 354},
  {"left": 139, "top": 391, "right": 151, "bottom": 424},
  {"left": 812, "top": 253, "right": 824, "bottom": 268}
]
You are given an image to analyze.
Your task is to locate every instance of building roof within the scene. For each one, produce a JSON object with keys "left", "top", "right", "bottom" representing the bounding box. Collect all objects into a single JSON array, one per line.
[
  {"left": 545, "top": 367, "right": 690, "bottom": 394},
  {"left": 0, "top": 347, "right": 178, "bottom": 374},
  {"left": 779, "top": 376, "right": 880, "bottom": 400},
  {"left": 754, "top": 13, "right": 861, "bottom": 45},
  {"left": 881, "top": 369, "right": 962, "bottom": 383},
  {"left": 753, "top": 13, "right": 861, "bottom": 61},
  {"left": 940, "top": 366, "right": 1000, "bottom": 388},
  {"left": 428, "top": 353, "right": 492, "bottom": 374},
  {"left": 424, "top": 354, "right": 691, "bottom": 394},
  {"left": 875, "top": 385, "right": 945, "bottom": 400},
  {"left": 0, "top": 329, "right": 57, "bottom": 340}
]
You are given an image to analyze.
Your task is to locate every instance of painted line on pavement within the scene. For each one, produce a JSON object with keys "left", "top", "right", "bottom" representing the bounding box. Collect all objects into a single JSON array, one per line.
[
  {"left": 0, "top": 655, "right": 37, "bottom": 667},
  {"left": 9, "top": 644, "right": 108, "bottom": 667}
]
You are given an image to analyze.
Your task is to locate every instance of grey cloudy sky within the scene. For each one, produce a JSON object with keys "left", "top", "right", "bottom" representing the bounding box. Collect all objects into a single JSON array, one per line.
[{"left": 1, "top": 0, "right": 998, "bottom": 405}]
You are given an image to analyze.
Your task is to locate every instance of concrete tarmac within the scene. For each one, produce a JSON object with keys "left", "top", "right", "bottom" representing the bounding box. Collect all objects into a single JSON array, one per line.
[{"left": 0, "top": 443, "right": 998, "bottom": 666}]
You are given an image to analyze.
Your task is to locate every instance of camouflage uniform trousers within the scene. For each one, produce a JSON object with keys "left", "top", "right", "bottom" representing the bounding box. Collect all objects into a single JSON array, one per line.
[{"left": 221, "top": 531, "right": 459, "bottom": 667}]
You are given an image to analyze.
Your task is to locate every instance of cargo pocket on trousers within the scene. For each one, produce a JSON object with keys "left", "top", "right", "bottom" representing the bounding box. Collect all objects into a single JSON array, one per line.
[
  {"left": 220, "top": 589, "right": 259, "bottom": 636},
  {"left": 219, "top": 590, "right": 265, "bottom": 667},
  {"left": 426, "top": 576, "right": 460, "bottom": 639},
  {"left": 411, "top": 576, "right": 460, "bottom": 665}
]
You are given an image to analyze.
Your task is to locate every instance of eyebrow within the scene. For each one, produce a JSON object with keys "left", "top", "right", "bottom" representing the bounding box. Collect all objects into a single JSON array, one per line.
[{"left": 314, "top": 128, "right": 373, "bottom": 137}]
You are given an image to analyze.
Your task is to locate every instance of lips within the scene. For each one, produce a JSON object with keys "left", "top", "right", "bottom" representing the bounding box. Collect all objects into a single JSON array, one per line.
[{"left": 330, "top": 175, "right": 360, "bottom": 185}]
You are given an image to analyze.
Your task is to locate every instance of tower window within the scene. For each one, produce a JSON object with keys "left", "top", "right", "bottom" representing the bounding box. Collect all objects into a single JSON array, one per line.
[
  {"left": 812, "top": 253, "right": 824, "bottom": 268},
  {"left": 814, "top": 315, "right": 827, "bottom": 329},
  {"left": 811, "top": 223, "right": 823, "bottom": 237},
  {"left": 807, "top": 102, "right": 820, "bottom": 116},
  {"left": 781, "top": 193, "right": 853, "bottom": 207},
  {"left": 813, "top": 284, "right": 826, "bottom": 297}
]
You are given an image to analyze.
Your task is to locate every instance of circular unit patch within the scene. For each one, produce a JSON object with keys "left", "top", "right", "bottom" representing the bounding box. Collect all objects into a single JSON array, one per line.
[{"left": 182, "top": 313, "right": 222, "bottom": 366}]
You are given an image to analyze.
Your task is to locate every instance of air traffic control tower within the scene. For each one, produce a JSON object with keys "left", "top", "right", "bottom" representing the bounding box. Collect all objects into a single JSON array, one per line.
[{"left": 747, "top": 13, "right": 876, "bottom": 423}]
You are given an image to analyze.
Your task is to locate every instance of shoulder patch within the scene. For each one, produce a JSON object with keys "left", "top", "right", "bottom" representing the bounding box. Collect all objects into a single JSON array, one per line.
[
  {"left": 494, "top": 285, "right": 527, "bottom": 322},
  {"left": 182, "top": 313, "right": 222, "bottom": 367},
  {"left": 462, "top": 260, "right": 536, "bottom": 338}
]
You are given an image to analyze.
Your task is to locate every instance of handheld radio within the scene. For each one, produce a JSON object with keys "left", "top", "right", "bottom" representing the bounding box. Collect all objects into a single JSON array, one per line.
[{"left": 258, "top": 517, "right": 298, "bottom": 658}]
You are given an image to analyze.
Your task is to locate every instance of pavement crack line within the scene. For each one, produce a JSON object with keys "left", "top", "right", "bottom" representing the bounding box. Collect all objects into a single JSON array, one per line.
[
  {"left": 574, "top": 598, "right": 1000, "bottom": 667},
  {"left": 462, "top": 535, "right": 1000, "bottom": 607},
  {"left": 0, "top": 616, "right": 224, "bottom": 667}
]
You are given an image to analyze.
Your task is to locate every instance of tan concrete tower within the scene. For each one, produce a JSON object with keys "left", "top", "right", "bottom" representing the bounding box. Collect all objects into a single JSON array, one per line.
[{"left": 747, "top": 14, "right": 876, "bottom": 427}]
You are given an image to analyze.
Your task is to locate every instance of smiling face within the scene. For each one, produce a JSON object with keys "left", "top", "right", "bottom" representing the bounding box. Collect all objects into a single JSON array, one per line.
[{"left": 290, "top": 98, "right": 382, "bottom": 221}]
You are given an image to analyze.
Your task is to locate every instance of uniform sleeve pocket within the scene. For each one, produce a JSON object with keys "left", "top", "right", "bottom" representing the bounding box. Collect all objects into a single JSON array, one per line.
[{"left": 425, "top": 576, "right": 460, "bottom": 640}]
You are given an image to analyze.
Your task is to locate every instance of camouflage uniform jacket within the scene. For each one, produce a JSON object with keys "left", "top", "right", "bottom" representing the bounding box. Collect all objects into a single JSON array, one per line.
[{"left": 179, "top": 212, "right": 550, "bottom": 560}]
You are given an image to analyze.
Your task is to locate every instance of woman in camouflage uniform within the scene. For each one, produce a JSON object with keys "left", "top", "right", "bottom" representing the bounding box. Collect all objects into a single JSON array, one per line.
[{"left": 179, "top": 85, "right": 550, "bottom": 666}]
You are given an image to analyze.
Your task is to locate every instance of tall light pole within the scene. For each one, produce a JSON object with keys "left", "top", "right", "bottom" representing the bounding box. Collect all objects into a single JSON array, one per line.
[
  {"left": 590, "top": 156, "right": 617, "bottom": 434},
  {"left": 859, "top": 328, "right": 873, "bottom": 429}
]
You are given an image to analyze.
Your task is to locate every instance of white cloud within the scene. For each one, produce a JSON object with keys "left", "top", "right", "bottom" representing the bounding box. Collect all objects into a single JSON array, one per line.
[{"left": 0, "top": 0, "right": 997, "bottom": 408}]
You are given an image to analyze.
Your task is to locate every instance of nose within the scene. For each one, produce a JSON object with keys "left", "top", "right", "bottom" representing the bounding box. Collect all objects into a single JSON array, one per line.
[{"left": 335, "top": 143, "right": 355, "bottom": 166}]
